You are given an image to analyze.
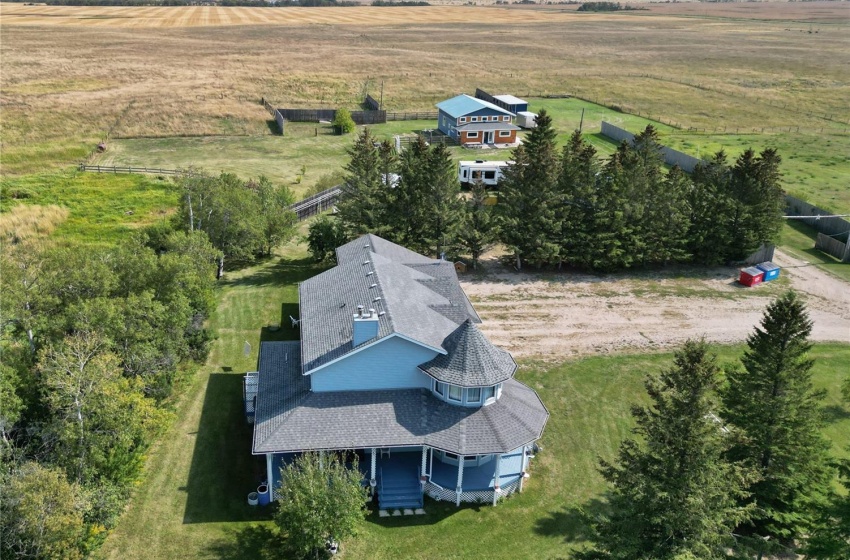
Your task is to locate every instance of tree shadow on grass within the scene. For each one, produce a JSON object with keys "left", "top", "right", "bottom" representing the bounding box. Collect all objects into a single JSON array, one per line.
[
  {"left": 183, "top": 373, "right": 271, "bottom": 524},
  {"left": 534, "top": 497, "right": 608, "bottom": 544},
  {"left": 220, "top": 257, "right": 328, "bottom": 289},
  {"left": 205, "top": 524, "right": 283, "bottom": 560},
  {"left": 823, "top": 404, "right": 850, "bottom": 423}
]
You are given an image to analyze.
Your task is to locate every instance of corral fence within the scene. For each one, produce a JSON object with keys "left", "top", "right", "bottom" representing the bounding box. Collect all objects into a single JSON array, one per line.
[
  {"left": 786, "top": 195, "right": 850, "bottom": 262},
  {"left": 600, "top": 122, "right": 704, "bottom": 173},
  {"left": 78, "top": 164, "right": 181, "bottom": 175},
  {"left": 364, "top": 94, "right": 381, "bottom": 111},
  {"left": 386, "top": 111, "right": 438, "bottom": 121},
  {"left": 396, "top": 132, "right": 458, "bottom": 149},
  {"left": 742, "top": 243, "right": 776, "bottom": 266},
  {"left": 261, "top": 97, "right": 285, "bottom": 135},
  {"left": 291, "top": 185, "right": 341, "bottom": 221}
]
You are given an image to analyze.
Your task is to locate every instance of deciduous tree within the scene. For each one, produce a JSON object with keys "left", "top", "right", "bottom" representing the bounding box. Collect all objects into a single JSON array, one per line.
[{"left": 274, "top": 452, "right": 367, "bottom": 559}]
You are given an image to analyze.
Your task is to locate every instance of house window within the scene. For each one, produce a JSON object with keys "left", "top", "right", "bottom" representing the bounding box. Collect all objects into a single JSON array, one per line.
[
  {"left": 471, "top": 116, "right": 479, "bottom": 122},
  {"left": 449, "top": 384, "right": 462, "bottom": 402},
  {"left": 435, "top": 381, "right": 446, "bottom": 396},
  {"left": 459, "top": 117, "right": 467, "bottom": 123},
  {"left": 467, "top": 131, "right": 479, "bottom": 139},
  {"left": 503, "top": 116, "right": 510, "bottom": 122},
  {"left": 467, "top": 387, "right": 481, "bottom": 403},
  {"left": 499, "top": 130, "right": 512, "bottom": 138},
  {"left": 483, "top": 386, "right": 496, "bottom": 402},
  {"left": 445, "top": 452, "right": 458, "bottom": 460}
]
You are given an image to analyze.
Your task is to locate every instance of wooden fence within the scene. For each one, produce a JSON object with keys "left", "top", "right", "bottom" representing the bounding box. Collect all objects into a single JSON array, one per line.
[
  {"left": 278, "top": 108, "right": 337, "bottom": 122},
  {"left": 351, "top": 110, "right": 387, "bottom": 125},
  {"left": 365, "top": 94, "right": 380, "bottom": 111},
  {"left": 397, "top": 133, "right": 458, "bottom": 149},
  {"left": 78, "top": 164, "right": 181, "bottom": 175},
  {"left": 290, "top": 185, "right": 342, "bottom": 221},
  {"left": 815, "top": 233, "right": 850, "bottom": 262},
  {"left": 386, "top": 111, "right": 438, "bottom": 121},
  {"left": 261, "top": 97, "right": 285, "bottom": 134}
]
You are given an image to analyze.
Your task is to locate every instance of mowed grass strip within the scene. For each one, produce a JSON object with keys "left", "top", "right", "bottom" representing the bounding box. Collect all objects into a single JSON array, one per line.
[{"left": 97, "top": 245, "right": 850, "bottom": 560}]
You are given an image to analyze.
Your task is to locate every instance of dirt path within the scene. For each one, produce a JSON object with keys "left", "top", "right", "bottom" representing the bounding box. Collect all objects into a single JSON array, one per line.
[{"left": 461, "top": 251, "right": 850, "bottom": 360}]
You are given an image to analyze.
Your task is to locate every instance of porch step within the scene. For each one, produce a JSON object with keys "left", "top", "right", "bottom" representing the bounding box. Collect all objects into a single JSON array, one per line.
[{"left": 378, "top": 470, "right": 423, "bottom": 510}]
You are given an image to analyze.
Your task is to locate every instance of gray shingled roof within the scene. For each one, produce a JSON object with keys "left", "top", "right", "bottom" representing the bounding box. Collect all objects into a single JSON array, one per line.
[
  {"left": 418, "top": 320, "right": 517, "bottom": 387},
  {"left": 253, "top": 341, "right": 548, "bottom": 456},
  {"left": 299, "top": 235, "right": 479, "bottom": 373}
]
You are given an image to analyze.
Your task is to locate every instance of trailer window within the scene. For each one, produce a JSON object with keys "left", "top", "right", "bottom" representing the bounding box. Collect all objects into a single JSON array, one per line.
[
  {"left": 472, "top": 171, "right": 482, "bottom": 180},
  {"left": 484, "top": 171, "right": 496, "bottom": 180}
]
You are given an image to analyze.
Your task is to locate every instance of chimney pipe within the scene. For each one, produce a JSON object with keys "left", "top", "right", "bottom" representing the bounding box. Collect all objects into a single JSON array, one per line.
[{"left": 357, "top": 305, "right": 364, "bottom": 318}]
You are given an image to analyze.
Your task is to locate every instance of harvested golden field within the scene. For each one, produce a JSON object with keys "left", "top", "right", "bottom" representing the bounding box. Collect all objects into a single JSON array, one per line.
[
  {"left": 1, "top": 2, "right": 848, "bottom": 178},
  {"left": 0, "top": 4, "right": 598, "bottom": 27}
]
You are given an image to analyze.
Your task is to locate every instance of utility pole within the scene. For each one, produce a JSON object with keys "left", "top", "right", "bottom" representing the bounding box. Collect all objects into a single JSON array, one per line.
[
  {"left": 380, "top": 80, "right": 384, "bottom": 111},
  {"left": 578, "top": 108, "right": 585, "bottom": 133}
]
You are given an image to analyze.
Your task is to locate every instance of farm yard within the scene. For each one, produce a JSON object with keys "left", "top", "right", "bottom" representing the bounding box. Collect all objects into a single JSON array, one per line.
[{"left": 2, "top": 1, "right": 850, "bottom": 559}]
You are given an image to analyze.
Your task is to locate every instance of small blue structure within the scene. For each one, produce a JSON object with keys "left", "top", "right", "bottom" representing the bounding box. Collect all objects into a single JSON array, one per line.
[{"left": 756, "top": 261, "right": 781, "bottom": 281}]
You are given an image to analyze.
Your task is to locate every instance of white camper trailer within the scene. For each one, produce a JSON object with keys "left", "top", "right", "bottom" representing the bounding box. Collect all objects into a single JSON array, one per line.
[
  {"left": 458, "top": 160, "right": 512, "bottom": 187},
  {"left": 516, "top": 111, "right": 538, "bottom": 129}
]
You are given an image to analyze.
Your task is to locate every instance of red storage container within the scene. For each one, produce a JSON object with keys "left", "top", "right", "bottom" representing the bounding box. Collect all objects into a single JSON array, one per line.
[{"left": 739, "top": 267, "right": 765, "bottom": 287}]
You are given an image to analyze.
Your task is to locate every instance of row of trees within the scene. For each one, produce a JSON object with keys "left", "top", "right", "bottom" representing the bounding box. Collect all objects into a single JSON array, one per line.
[
  {"left": 499, "top": 111, "right": 785, "bottom": 270},
  {"left": 333, "top": 113, "right": 784, "bottom": 272},
  {"left": 1, "top": 172, "right": 298, "bottom": 558},
  {"left": 579, "top": 291, "right": 849, "bottom": 559}
]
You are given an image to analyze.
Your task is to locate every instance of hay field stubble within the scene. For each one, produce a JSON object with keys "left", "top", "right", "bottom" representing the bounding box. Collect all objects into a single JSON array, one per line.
[{"left": 1, "top": 3, "right": 848, "bottom": 178}]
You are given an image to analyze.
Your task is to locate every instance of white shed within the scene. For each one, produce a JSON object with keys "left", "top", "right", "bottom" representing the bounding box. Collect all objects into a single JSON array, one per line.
[{"left": 516, "top": 111, "right": 538, "bottom": 129}]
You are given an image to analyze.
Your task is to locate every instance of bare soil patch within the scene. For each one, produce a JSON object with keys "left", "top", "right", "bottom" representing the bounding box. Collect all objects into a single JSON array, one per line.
[
  {"left": 645, "top": 1, "right": 850, "bottom": 23},
  {"left": 461, "top": 249, "right": 850, "bottom": 360}
]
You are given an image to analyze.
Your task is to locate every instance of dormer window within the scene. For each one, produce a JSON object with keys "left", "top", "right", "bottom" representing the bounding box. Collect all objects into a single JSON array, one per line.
[
  {"left": 467, "top": 387, "right": 481, "bottom": 403},
  {"left": 483, "top": 386, "right": 495, "bottom": 402},
  {"left": 435, "top": 382, "right": 446, "bottom": 396},
  {"left": 448, "top": 385, "right": 462, "bottom": 402}
]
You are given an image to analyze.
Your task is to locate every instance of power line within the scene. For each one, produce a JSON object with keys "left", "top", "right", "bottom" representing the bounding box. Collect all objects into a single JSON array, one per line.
[{"left": 783, "top": 214, "right": 850, "bottom": 219}]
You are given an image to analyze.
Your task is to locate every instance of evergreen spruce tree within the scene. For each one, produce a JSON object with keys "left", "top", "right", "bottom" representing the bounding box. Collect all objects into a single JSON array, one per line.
[
  {"left": 642, "top": 165, "right": 691, "bottom": 265},
  {"left": 804, "top": 457, "right": 850, "bottom": 559},
  {"left": 557, "top": 131, "right": 600, "bottom": 268},
  {"left": 336, "top": 128, "right": 394, "bottom": 237},
  {"left": 420, "top": 143, "right": 464, "bottom": 258},
  {"left": 587, "top": 151, "right": 632, "bottom": 271},
  {"left": 497, "top": 109, "right": 561, "bottom": 269},
  {"left": 687, "top": 152, "right": 734, "bottom": 265},
  {"left": 582, "top": 340, "right": 755, "bottom": 560},
  {"left": 721, "top": 291, "right": 833, "bottom": 541},
  {"left": 458, "top": 180, "right": 498, "bottom": 269}
]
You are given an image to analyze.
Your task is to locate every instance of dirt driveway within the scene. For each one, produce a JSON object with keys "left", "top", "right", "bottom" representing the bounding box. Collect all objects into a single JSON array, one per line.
[{"left": 460, "top": 250, "right": 850, "bottom": 360}]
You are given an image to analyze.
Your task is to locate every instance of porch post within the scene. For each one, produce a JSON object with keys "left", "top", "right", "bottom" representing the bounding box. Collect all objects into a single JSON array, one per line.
[
  {"left": 266, "top": 453, "right": 274, "bottom": 496},
  {"left": 420, "top": 446, "right": 428, "bottom": 489},
  {"left": 369, "top": 448, "right": 377, "bottom": 489},
  {"left": 455, "top": 456, "right": 465, "bottom": 506},
  {"left": 519, "top": 445, "right": 528, "bottom": 492},
  {"left": 492, "top": 454, "right": 502, "bottom": 506}
]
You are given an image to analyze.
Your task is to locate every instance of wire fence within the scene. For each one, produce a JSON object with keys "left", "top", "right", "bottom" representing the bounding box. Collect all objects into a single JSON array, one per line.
[{"left": 78, "top": 164, "right": 181, "bottom": 175}]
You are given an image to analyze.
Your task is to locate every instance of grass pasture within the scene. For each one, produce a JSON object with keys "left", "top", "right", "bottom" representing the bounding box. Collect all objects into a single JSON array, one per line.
[
  {"left": 95, "top": 245, "right": 850, "bottom": 560},
  {"left": 0, "top": 172, "right": 176, "bottom": 245},
  {"left": 2, "top": 2, "right": 848, "bottom": 180}
]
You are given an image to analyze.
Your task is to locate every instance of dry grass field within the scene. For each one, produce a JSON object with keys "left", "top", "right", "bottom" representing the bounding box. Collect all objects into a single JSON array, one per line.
[{"left": 2, "top": 2, "right": 848, "bottom": 182}]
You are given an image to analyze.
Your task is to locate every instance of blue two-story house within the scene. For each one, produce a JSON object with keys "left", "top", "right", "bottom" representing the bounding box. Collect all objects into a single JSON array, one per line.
[
  {"left": 436, "top": 94, "right": 520, "bottom": 147},
  {"left": 247, "top": 234, "right": 548, "bottom": 512}
]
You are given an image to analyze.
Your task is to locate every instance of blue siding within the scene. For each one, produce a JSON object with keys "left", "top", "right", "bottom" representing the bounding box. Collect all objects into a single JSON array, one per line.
[{"left": 311, "top": 335, "right": 438, "bottom": 392}]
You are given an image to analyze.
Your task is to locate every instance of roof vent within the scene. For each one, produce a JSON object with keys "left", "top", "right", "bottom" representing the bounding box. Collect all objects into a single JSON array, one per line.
[
  {"left": 366, "top": 271, "right": 374, "bottom": 276},
  {"left": 378, "top": 311, "right": 386, "bottom": 317},
  {"left": 363, "top": 260, "right": 370, "bottom": 265},
  {"left": 370, "top": 283, "right": 377, "bottom": 288},
  {"left": 356, "top": 305, "right": 364, "bottom": 318},
  {"left": 373, "top": 297, "right": 381, "bottom": 302}
]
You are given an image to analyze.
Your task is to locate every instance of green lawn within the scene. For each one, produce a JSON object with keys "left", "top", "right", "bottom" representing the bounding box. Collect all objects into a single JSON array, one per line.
[
  {"left": 778, "top": 221, "right": 850, "bottom": 283},
  {"left": 97, "top": 243, "right": 850, "bottom": 560},
  {"left": 0, "top": 172, "right": 177, "bottom": 245}
]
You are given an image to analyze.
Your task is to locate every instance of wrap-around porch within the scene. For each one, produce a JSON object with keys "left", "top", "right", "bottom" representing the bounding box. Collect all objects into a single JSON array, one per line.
[{"left": 266, "top": 445, "right": 530, "bottom": 509}]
